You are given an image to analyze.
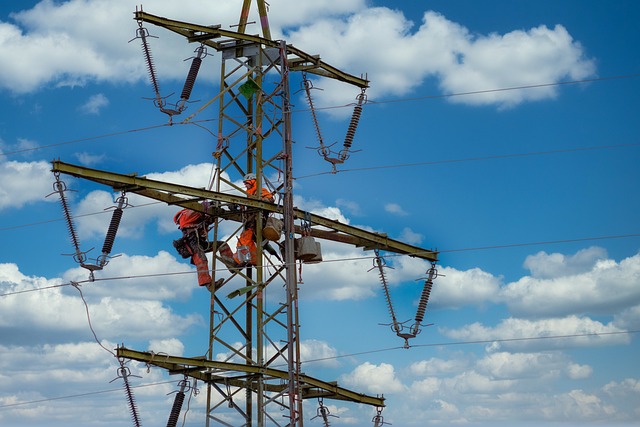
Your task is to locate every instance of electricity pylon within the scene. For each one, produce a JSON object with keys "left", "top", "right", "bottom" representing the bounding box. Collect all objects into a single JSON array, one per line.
[{"left": 52, "top": 3, "right": 438, "bottom": 426}]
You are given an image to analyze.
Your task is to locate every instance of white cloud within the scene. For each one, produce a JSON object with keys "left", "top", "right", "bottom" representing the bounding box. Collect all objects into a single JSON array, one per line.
[
  {"left": 0, "top": 261, "right": 201, "bottom": 346},
  {"left": 341, "top": 361, "right": 405, "bottom": 394},
  {"left": 501, "top": 249, "right": 640, "bottom": 318},
  {"left": 0, "top": 137, "right": 39, "bottom": 157},
  {"left": 79, "top": 93, "right": 109, "bottom": 114},
  {"left": 1, "top": 1, "right": 594, "bottom": 110},
  {"left": 403, "top": 350, "right": 625, "bottom": 424},
  {"left": 396, "top": 227, "right": 423, "bottom": 245},
  {"left": 61, "top": 251, "right": 197, "bottom": 301},
  {"left": 299, "top": 241, "right": 377, "bottom": 300},
  {"left": 429, "top": 265, "right": 502, "bottom": 308},
  {"left": 335, "top": 198, "right": 361, "bottom": 216},
  {"left": 300, "top": 339, "right": 340, "bottom": 368},
  {"left": 523, "top": 246, "right": 608, "bottom": 278},
  {"left": 148, "top": 338, "right": 185, "bottom": 356},
  {"left": 441, "top": 315, "right": 629, "bottom": 352},
  {"left": 0, "top": 160, "right": 52, "bottom": 210},
  {"left": 384, "top": 202, "right": 407, "bottom": 216},
  {"left": 285, "top": 9, "right": 595, "bottom": 109},
  {"left": 74, "top": 151, "right": 106, "bottom": 166}
]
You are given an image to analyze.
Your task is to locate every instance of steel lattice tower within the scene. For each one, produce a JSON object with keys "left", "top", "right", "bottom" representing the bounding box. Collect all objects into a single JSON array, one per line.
[{"left": 52, "top": 3, "right": 438, "bottom": 426}]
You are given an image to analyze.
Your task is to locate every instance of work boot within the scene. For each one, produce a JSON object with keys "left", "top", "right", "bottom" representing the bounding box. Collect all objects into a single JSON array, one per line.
[{"left": 206, "top": 278, "right": 225, "bottom": 292}]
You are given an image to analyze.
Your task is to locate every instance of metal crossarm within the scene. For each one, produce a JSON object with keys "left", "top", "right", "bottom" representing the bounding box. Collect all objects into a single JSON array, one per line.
[
  {"left": 51, "top": 160, "right": 438, "bottom": 262},
  {"left": 133, "top": 10, "right": 369, "bottom": 89},
  {"left": 117, "top": 347, "right": 385, "bottom": 407}
]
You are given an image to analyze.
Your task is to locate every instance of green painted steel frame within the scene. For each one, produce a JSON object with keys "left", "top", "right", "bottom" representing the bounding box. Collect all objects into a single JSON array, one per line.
[
  {"left": 116, "top": 346, "right": 385, "bottom": 407},
  {"left": 51, "top": 160, "right": 438, "bottom": 262}
]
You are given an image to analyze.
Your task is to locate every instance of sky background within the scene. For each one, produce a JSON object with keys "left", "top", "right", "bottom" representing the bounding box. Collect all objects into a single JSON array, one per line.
[{"left": 1, "top": 0, "right": 639, "bottom": 426}]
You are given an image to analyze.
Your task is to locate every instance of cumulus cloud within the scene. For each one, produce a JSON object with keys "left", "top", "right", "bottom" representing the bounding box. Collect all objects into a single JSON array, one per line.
[
  {"left": 285, "top": 9, "right": 595, "bottom": 109},
  {"left": 441, "top": 315, "right": 629, "bottom": 352},
  {"left": 78, "top": 93, "right": 109, "bottom": 114},
  {"left": 396, "top": 227, "right": 423, "bottom": 245},
  {"left": 300, "top": 339, "right": 341, "bottom": 368},
  {"left": 0, "top": 1, "right": 594, "bottom": 110},
  {"left": 72, "top": 162, "right": 224, "bottom": 240},
  {"left": 74, "top": 151, "right": 106, "bottom": 166},
  {"left": 403, "top": 351, "right": 627, "bottom": 424},
  {"left": 341, "top": 361, "right": 405, "bottom": 394},
  {"left": 0, "top": 261, "right": 201, "bottom": 346},
  {"left": 148, "top": 338, "right": 185, "bottom": 356},
  {"left": 501, "top": 248, "right": 640, "bottom": 318},
  {"left": 384, "top": 202, "right": 408, "bottom": 216},
  {"left": 0, "top": 160, "right": 53, "bottom": 210},
  {"left": 430, "top": 265, "right": 502, "bottom": 308},
  {"left": 523, "top": 246, "right": 608, "bottom": 279}
]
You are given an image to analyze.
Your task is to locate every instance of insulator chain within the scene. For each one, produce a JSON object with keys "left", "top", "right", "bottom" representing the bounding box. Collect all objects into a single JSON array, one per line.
[
  {"left": 302, "top": 74, "right": 327, "bottom": 157},
  {"left": 110, "top": 359, "right": 142, "bottom": 427},
  {"left": 47, "top": 172, "right": 102, "bottom": 280},
  {"left": 129, "top": 18, "right": 162, "bottom": 107},
  {"left": 166, "top": 377, "right": 195, "bottom": 427},
  {"left": 97, "top": 192, "right": 129, "bottom": 268},
  {"left": 302, "top": 73, "right": 367, "bottom": 172},
  {"left": 411, "top": 263, "right": 438, "bottom": 337},
  {"left": 339, "top": 89, "right": 367, "bottom": 162},
  {"left": 130, "top": 10, "right": 208, "bottom": 123},
  {"left": 371, "top": 250, "right": 439, "bottom": 348},
  {"left": 369, "top": 250, "right": 401, "bottom": 334},
  {"left": 372, "top": 406, "right": 391, "bottom": 426},
  {"left": 311, "top": 398, "right": 338, "bottom": 426},
  {"left": 48, "top": 172, "right": 131, "bottom": 280},
  {"left": 177, "top": 44, "right": 207, "bottom": 112},
  {"left": 47, "top": 172, "right": 84, "bottom": 263}
]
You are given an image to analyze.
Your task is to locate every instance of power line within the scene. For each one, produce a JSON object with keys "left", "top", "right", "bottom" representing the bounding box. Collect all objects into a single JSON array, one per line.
[
  {"left": 0, "top": 122, "right": 173, "bottom": 158},
  {"left": 2, "top": 230, "right": 638, "bottom": 298},
  {"left": 361, "top": 73, "right": 640, "bottom": 107},
  {"left": 1, "top": 141, "right": 637, "bottom": 233},
  {"left": 1, "top": 74, "right": 637, "bottom": 159},
  {"left": 0, "top": 380, "right": 178, "bottom": 410},
  {"left": 2, "top": 329, "right": 637, "bottom": 411},
  {"left": 298, "top": 330, "right": 640, "bottom": 366},
  {"left": 295, "top": 142, "right": 640, "bottom": 179}
]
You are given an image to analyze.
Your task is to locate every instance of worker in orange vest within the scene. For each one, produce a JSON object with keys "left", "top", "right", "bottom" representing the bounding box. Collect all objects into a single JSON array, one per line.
[
  {"left": 217, "top": 173, "right": 275, "bottom": 269},
  {"left": 173, "top": 207, "right": 223, "bottom": 289}
]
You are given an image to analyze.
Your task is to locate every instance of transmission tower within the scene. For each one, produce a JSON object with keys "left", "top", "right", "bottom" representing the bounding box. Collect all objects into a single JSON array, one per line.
[{"left": 52, "top": 2, "right": 438, "bottom": 426}]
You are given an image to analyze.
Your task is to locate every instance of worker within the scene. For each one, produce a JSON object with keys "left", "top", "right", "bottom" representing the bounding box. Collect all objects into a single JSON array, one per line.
[
  {"left": 173, "top": 206, "right": 223, "bottom": 290},
  {"left": 217, "top": 173, "right": 275, "bottom": 269}
]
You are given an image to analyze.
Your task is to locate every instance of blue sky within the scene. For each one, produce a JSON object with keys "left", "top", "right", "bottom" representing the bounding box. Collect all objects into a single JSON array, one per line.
[{"left": 1, "top": 0, "right": 639, "bottom": 426}]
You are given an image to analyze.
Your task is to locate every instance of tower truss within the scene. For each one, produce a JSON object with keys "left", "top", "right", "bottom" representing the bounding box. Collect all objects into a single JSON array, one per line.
[{"left": 51, "top": 3, "right": 438, "bottom": 426}]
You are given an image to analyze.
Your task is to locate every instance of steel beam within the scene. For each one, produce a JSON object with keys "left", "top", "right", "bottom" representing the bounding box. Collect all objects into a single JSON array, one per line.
[
  {"left": 116, "top": 347, "right": 385, "bottom": 407},
  {"left": 51, "top": 160, "right": 438, "bottom": 262}
]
